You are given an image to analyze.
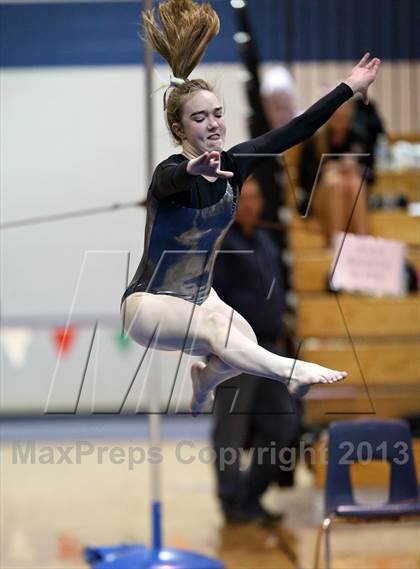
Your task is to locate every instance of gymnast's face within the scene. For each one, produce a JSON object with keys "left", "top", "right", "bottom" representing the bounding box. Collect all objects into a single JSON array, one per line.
[{"left": 173, "top": 90, "right": 226, "bottom": 155}]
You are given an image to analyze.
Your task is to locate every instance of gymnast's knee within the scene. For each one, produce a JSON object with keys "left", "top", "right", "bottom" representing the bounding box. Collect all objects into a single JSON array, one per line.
[{"left": 206, "top": 312, "right": 232, "bottom": 352}]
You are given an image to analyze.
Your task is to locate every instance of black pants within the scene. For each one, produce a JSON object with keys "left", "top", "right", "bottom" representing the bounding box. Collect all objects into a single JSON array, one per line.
[{"left": 211, "top": 342, "right": 302, "bottom": 514}]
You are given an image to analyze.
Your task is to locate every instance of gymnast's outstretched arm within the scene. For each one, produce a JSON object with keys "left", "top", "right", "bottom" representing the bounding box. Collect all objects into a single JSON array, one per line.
[
  {"left": 150, "top": 159, "right": 196, "bottom": 200},
  {"left": 229, "top": 53, "right": 381, "bottom": 181},
  {"left": 228, "top": 82, "right": 353, "bottom": 181},
  {"left": 151, "top": 152, "right": 234, "bottom": 199}
]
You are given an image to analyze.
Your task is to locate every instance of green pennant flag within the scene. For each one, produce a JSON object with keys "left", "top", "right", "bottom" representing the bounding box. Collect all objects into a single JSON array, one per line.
[{"left": 114, "top": 329, "right": 133, "bottom": 351}]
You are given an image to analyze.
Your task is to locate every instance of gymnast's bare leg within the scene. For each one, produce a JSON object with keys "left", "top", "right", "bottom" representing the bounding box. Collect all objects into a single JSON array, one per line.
[{"left": 120, "top": 289, "right": 347, "bottom": 412}]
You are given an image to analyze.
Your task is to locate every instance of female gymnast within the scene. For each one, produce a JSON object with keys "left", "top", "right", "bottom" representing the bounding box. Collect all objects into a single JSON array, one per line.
[{"left": 120, "top": 0, "right": 381, "bottom": 413}]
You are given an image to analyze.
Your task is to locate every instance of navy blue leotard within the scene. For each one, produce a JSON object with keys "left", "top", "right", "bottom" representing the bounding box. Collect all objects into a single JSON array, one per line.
[{"left": 121, "top": 83, "right": 353, "bottom": 306}]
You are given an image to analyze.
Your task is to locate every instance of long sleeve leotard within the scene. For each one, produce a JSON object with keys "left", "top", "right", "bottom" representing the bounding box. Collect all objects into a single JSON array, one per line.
[{"left": 121, "top": 82, "right": 353, "bottom": 306}]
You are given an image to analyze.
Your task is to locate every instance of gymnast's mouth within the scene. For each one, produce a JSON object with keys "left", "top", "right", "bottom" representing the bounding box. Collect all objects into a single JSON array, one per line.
[{"left": 208, "top": 134, "right": 221, "bottom": 140}]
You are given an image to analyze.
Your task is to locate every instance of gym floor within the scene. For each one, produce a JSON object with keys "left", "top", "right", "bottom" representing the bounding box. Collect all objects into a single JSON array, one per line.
[{"left": 1, "top": 417, "right": 419, "bottom": 568}]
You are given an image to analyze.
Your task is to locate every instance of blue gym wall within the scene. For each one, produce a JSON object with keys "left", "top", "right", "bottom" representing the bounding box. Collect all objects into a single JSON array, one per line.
[{"left": 1, "top": 0, "right": 419, "bottom": 67}]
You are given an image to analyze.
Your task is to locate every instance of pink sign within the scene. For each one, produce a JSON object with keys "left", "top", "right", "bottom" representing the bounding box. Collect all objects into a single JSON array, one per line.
[{"left": 330, "top": 233, "right": 406, "bottom": 296}]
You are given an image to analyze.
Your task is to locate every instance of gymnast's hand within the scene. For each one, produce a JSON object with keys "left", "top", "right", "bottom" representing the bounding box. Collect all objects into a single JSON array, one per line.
[
  {"left": 343, "top": 52, "right": 381, "bottom": 105},
  {"left": 186, "top": 151, "right": 234, "bottom": 179}
]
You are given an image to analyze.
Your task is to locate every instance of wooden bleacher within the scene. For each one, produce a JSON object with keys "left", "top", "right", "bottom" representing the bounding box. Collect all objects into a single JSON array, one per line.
[
  {"left": 290, "top": 209, "right": 419, "bottom": 250},
  {"left": 371, "top": 169, "right": 420, "bottom": 202},
  {"left": 285, "top": 167, "right": 420, "bottom": 428}
]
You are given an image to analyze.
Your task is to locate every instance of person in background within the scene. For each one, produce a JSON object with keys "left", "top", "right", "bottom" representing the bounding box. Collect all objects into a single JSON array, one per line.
[
  {"left": 250, "top": 65, "right": 299, "bottom": 352},
  {"left": 260, "top": 66, "right": 297, "bottom": 129},
  {"left": 249, "top": 66, "right": 297, "bottom": 252},
  {"left": 353, "top": 96, "right": 386, "bottom": 171},
  {"left": 211, "top": 176, "right": 303, "bottom": 525},
  {"left": 298, "top": 96, "right": 384, "bottom": 245}
]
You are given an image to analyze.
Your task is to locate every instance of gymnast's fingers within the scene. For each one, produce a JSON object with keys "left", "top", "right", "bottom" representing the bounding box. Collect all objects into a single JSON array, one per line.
[
  {"left": 216, "top": 169, "right": 234, "bottom": 178},
  {"left": 358, "top": 52, "right": 370, "bottom": 66}
]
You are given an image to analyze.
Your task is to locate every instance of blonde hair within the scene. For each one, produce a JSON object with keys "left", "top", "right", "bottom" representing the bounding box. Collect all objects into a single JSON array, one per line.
[{"left": 142, "top": 0, "right": 220, "bottom": 143}]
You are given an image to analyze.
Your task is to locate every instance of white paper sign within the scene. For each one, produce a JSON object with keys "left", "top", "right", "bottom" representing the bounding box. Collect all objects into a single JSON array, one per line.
[{"left": 330, "top": 233, "right": 406, "bottom": 296}]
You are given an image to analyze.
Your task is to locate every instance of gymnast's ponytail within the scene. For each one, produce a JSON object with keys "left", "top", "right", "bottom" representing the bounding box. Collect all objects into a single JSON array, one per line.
[
  {"left": 142, "top": 0, "right": 219, "bottom": 81},
  {"left": 142, "top": 0, "right": 220, "bottom": 143}
]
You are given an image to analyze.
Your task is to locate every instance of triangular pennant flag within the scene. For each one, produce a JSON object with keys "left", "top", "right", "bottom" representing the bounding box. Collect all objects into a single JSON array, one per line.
[
  {"left": 57, "top": 533, "right": 83, "bottom": 562},
  {"left": 113, "top": 328, "right": 133, "bottom": 351},
  {"left": 0, "top": 327, "right": 32, "bottom": 368},
  {"left": 8, "top": 528, "right": 37, "bottom": 561},
  {"left": 52, "top": 326, "right": 76, "bottom": 357}
]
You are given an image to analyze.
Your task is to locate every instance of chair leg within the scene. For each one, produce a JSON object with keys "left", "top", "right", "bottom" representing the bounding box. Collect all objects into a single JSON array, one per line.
[
  {"left": 313, "top": 523, "right": 324, "bottom": 569},
  {"left": 313, "top": 517, "right": 332, "bottom": 569},
  {"left": 324, "top": 517, "right": 332, "bottom": 569}
]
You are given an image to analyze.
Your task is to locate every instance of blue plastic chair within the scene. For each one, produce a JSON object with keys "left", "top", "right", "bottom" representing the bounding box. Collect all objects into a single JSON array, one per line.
[{"left": 314, "top": 419, "right": 420, "bottom": 569}]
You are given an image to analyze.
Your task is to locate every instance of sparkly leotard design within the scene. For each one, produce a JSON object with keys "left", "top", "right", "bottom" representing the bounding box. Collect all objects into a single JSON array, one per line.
[
  {"left": 121, "top": 83, "right": 353, "bottom": 306},
  {"left": 122, "top": 170, "right": 239, "bottom": 305}
]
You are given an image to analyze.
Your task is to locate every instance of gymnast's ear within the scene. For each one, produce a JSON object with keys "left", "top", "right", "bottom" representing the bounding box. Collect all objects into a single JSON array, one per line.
[{"left": 171, "top": 122, "right": 185, "bottom": 141}]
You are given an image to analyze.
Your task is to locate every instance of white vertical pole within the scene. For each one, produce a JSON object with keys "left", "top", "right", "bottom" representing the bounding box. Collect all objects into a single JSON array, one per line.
[
  {"left": 149, "top": 355, "right": 162, "bottom": 550},
  {"left": 143, "top": 0, "right": 162, "bottom": 550},
  {"left": 144, "top": 0, "right": 154, "bottom": 182}
]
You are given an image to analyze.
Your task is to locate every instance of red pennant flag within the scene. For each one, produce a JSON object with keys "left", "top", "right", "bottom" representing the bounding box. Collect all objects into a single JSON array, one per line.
[
  {"left": 53, "top": 326, "right": 76, "bottom": 357},
  {"left": 57, "top": 533, "right": 83, "bottom": 561}
]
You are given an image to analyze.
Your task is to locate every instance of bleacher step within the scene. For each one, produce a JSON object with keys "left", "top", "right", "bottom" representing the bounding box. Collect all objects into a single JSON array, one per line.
[
  {"left": 297, "top": 294, "right": 419, "bottom": 338},
  {"left": 289, "top": 210, "right": 419, "bottom": 249},
  {"left": 299, "top": 339, "right": 419, "bottom": 384}
]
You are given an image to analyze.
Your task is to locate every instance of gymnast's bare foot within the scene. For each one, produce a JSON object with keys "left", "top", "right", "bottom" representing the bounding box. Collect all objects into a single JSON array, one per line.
[
  {"left": 287, "top": 360, "right": 347, "bottom": 395},
  {"left": 190, "top": 361, "right": 215, "bottom": 415}
]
